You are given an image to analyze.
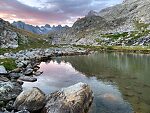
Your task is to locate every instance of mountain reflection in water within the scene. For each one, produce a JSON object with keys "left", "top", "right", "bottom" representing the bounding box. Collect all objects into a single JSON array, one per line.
[{"left": 23, "top": 52, "right": 150, "bottom": 113}]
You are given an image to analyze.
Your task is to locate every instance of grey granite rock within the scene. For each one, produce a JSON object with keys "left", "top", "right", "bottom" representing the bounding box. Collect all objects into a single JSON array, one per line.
[
  {"left": 14, "top": 87, "right": 45, "bottom": 112},
  {"left": 43, "top": 82, "right": 93, "bottom": 113}
]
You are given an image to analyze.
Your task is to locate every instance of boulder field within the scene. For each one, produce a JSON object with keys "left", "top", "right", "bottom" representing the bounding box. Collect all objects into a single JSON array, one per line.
[{"left": 0, "top": 82, "right": 93, "bottom": 113}]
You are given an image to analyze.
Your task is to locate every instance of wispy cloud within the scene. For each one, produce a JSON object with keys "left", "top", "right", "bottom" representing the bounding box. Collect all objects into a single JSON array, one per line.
[{"left": 0, "top": 0, "right": 123, "bottom": 26}]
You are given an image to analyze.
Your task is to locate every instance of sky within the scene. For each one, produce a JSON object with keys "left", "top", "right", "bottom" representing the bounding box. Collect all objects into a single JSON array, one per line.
[{"left": 0, "top": 0, "right": 123, "bottom": 26}]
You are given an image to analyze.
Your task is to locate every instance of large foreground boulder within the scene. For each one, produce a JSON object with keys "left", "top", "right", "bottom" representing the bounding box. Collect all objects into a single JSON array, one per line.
[
  {"left": 0, "top": 82, "right": 22, "bottom": 102},
  {"left": 13, "top": 87, "right": 46, "bottom": 112},
  {"left": 42, "top": 82, "right": 93, "bottom": 113}
]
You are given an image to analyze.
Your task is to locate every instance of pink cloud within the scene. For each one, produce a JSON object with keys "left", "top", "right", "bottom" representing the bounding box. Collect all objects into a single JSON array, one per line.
[
  {"left": 0, "top": 0, "right": 123, "bottom": 26},
  {"left": 0, "top": 0, "right": 74, "bottom": 25}
]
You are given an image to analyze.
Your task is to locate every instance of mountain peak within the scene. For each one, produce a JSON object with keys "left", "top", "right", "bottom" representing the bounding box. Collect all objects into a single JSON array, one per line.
[
  {"left": 45, "top": 24, "right": 51, "bottom": 28},
  {"left": 86, "top": 10, "right": 98, "bottom": 17}
]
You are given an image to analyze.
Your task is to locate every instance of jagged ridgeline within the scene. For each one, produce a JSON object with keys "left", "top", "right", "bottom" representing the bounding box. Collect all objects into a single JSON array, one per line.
[
  {"left": 51, "top": 0, "right": 150, "bottom": 46},
  {"left": 0, "top": 18, "right": 51, "bottom": 52},
  {"left": 12, "top": 21, "right": 69, "bottom": 35}
]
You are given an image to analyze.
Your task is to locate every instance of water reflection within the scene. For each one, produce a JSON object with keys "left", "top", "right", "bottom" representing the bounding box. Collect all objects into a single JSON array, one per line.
[
  {"left": 23, "top": 61, "right": 132, "bottom": 113},
  {"left": 61, "top": 52, "right": 150, "bottom": 113},
  {"left": 23, "top": 52, "right": 150, "bottom": 113}
]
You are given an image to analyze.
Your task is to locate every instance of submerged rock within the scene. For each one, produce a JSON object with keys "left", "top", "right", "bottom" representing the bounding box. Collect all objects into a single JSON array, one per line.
[
  {"left": 0, "top": 82, "right": 22, "bottom": 102},
  {"left": 43, "top": 82, "right": 93, "bottom": 113},
  {"left": 13, "top": 87, "right": 45, "bottom": 112}
]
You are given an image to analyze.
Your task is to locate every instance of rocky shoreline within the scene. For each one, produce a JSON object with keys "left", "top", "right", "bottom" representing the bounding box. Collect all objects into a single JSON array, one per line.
[{"left": 0, "top": 46, "right": 93, "bottom": 113}]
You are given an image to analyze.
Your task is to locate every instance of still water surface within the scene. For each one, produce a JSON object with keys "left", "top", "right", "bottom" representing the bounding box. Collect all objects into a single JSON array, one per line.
[{"left": 23, "top": 52, "right": 150, "bottom": 113}]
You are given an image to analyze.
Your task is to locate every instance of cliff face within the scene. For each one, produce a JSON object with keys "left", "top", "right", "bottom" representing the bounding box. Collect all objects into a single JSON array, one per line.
[
  {"left": 97, "top": 0, "right": 150, "bottom": 32},
  {"left": 52, "top": 0, "right": 150, "bottom": 46},
  {"left": 99, "top": 0, "right": 150, "bottom": 23}
]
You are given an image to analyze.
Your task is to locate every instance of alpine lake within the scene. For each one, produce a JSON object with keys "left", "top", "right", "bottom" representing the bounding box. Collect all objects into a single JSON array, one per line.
[{"left": 23, "top": 52, "right": 150, "bottom": 113}]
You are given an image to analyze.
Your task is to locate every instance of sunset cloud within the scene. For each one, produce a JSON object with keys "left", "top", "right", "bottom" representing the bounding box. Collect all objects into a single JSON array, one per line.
[{"left": 0, "top": 0, "right": 123, "bottom": 26}]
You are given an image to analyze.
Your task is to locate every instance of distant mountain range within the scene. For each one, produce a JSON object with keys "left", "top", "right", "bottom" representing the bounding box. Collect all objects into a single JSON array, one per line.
[{"left": 12, "top": 21, "right": 69, "bottom": 34}]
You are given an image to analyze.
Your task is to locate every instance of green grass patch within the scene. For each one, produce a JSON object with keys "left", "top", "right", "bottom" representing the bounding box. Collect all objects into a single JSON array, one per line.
[
  {"left": 101, "top": 32, "right": 128, "bottom": 39},
  {"left": 0, "top": 58, "right": 17, "bottom": 70}
]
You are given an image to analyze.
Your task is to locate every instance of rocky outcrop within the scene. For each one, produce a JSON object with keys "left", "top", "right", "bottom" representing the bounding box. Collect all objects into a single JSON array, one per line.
[
  {"left": 0, "top": 30, "right": 18, "bottom": 48},
  {"left": 0, "top": 19, "right": 19, "bottom": 49},
  {"left": 42, "top": 82, "right": 93, "bottom": 113},
  {"left": 0, "top": 20, "right": 16, "bottom": 49},
  {"left": 14, "top": 87, "right": 46, "bottom": 112},
  {"left": 99, "top": 0, "right": 150, "bottom": 24}
]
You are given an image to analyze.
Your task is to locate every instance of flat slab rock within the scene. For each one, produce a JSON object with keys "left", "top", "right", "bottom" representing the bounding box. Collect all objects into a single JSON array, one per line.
[
  {"left": 18, "top": 76, "right": 37, "bottom": 82},
  {"left": 42, "top": 82, "right": 93, "bottom": 113}
]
